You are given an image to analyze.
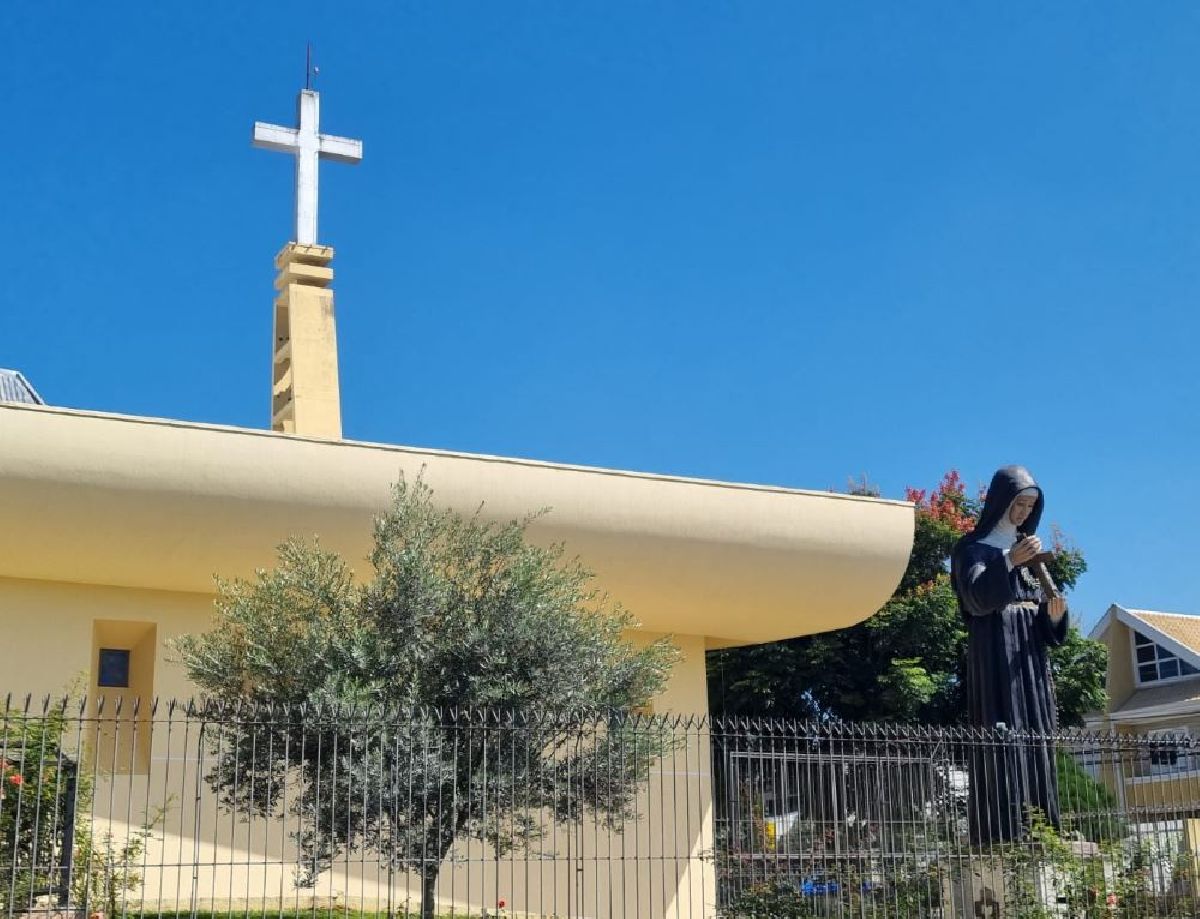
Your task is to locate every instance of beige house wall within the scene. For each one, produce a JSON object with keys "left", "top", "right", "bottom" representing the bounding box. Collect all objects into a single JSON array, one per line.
[
  {"left": 1092, "top": 620, "right": 1200, "bottom": 814},
  {"left": 1105, "top": 618, "right": 1136, "bottom": 710},
  {"left": 1123, "top": 771, "right": 1200, "bottom": 811}
]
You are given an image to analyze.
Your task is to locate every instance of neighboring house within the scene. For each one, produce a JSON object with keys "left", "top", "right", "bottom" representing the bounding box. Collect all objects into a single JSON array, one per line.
[{"left": 1087, "top": 604, "right": 1200, "bottom": 818}]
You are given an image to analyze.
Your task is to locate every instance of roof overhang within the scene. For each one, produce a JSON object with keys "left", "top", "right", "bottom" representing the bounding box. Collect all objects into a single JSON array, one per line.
[
  {"left": 0, "top": 404, "right": 914, "bottom": 647},
  {"left": 1109, "top": 699, "right": 1200, "bottom": 724},
  {"left": 1089, "top": 605, "right": 1118, "bottom": 641}
]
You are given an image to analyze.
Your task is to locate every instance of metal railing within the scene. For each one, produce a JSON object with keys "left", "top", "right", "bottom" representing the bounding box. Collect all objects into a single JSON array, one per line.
[{"left": 4, "top": 697, "right": 1200, "bottom": 917}]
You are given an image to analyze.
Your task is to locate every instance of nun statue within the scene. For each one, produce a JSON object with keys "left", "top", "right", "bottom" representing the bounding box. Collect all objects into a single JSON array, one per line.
[{"left": 951, "top": 465, "right": 1069, "bottom": 844}]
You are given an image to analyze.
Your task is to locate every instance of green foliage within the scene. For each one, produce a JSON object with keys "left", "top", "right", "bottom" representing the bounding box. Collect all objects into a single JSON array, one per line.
[
  {"left": 999, "top": 812, "right": 1197, "bottom": 918},
  {"left": 1051, "top": 624, "right": 1110, "bottom": 728},
  {"left": 720, "top": 811, "right": 1196, "bottom": 918},
  {"left": 709, "top": 470, "right": 1108, "bottom": 726},
  {"left": 1, "top": 704, "right": 164, "bottom": 915},
  {"left": 721, "top": 879, "right": 814, "bottom": 917},
  {"left": 172, "top": 476, "right": 680, "bottom": 919},
  {"left": 70, "top": 802, "right": 167, "bottom": 919},
  {"left": 1055, "top": 750, "right": 1125, "bottom": 843},
  {"left": 0, "top": 706, "right": 72, "bottom": 912}
]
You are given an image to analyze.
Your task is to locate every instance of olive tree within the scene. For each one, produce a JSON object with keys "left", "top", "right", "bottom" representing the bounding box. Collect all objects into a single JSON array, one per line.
[{"left": 173, "top": 477, "right": 679, "bottom": 918}]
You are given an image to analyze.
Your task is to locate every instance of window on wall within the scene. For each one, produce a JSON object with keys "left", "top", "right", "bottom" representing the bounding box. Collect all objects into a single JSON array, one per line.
[
  {"left": 1146, "top": 728, "right": 1192, "bottom": 776},
  {"left": 97, "top": 648, "right": 131, "bottom": 688},
  {"left": 1133, "top": 631, "right": 1199, "bottom": 684}
]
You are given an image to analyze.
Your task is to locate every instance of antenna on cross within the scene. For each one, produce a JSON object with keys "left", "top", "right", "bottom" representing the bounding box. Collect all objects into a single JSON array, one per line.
[
  {"left": 252, "top": 58, "right": 362, "bottom": 245},
  {"left": 305, "top": 43, "right": 319, "bottom": 91}
]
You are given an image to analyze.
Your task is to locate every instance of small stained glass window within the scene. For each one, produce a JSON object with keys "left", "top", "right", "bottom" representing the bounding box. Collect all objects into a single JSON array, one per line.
[{"left": 98, "top": 649, "right": 130, "bottom": 688}]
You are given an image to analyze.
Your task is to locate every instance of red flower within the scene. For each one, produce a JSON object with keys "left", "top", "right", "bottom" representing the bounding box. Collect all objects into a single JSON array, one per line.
[
  {"left": 904, "top": 487, "right": 927, "bottom": 505},
  {"left": 8, "top": 773, "right": 23, "bottom": 787},
  {"left": 905, "top": 470, "right": 976, "bottom": 534},
  {"left": 497, "top": 899, "right": 506, "bottom": 908}
]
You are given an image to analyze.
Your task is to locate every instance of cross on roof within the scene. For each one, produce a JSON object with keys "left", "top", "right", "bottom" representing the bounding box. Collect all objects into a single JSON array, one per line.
[{"left": 252, "top": 89, "right": 362, "bottom": 246}]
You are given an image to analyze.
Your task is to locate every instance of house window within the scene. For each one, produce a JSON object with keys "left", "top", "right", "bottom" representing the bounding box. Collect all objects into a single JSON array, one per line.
[
  {"left": 1133, "top": 631, "right": 1198, "bottom": 684},
  {"left": 1147, "top": 728, "right": 1191, "bottom": 776},
  {"left": 97, "top": 648, "right": 131, "bottom": 688}
]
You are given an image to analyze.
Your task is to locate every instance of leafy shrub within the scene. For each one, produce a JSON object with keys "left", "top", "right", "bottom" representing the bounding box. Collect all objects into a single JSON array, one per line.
[
  {"left": 1, "top": 704, "right": 165, "bottom": 915},
  {"left": 0, "top": 706, "right": 74, "bottom": 911},
  {"left": 721, "top": 879, "right": 813, "bottom": 918},
  {"left": 1057, "top": 749, "right": 1126, "bottom": 842}
]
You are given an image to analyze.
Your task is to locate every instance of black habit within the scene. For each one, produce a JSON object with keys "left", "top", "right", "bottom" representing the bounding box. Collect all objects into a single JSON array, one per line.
[{"left": 950, "top": 465, "right": 1068, "bottom": 844}]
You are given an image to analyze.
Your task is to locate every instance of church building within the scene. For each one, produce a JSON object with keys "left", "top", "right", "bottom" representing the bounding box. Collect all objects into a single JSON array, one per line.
[{"left": 0, "top": 83, "right": 914, "bottom": 917}]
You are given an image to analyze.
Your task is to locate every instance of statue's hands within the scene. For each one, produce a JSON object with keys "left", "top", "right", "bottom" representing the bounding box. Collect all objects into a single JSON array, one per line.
[
  {"left": 1010, "top": 535, "right": 1042, "bottom": 566},
  {"left": 1047, "top": 596, "right": 1067, "bottom": 622}
]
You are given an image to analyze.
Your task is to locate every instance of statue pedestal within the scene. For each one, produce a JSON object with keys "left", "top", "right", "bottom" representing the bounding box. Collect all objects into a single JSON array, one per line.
[
  {"left": 945, "top": 860, "right": 1008, "bottom": 918},
  {"left": 944, "top": 841, "right": 1108, "bottom": 917}
]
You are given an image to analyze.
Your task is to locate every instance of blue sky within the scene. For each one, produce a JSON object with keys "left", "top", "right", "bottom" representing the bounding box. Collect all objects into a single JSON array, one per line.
[{"left": 4, "top": 3, "right": 1199, "bottom": 632}]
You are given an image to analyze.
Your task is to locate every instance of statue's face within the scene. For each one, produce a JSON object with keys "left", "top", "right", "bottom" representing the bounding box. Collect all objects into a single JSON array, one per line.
[{"left": 1008, "top": 494, "right": 1037, "bottom": 527}]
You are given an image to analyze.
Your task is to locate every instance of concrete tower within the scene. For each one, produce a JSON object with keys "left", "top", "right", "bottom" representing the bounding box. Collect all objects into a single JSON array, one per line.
[{"left": 252, "top": 83, "right": 362, "bottom": 437}]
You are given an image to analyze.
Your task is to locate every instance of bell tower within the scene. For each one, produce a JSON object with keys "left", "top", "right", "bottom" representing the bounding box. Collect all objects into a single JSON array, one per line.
[{"left": 252, "top": 78, "right": 362, "bottom": 437}]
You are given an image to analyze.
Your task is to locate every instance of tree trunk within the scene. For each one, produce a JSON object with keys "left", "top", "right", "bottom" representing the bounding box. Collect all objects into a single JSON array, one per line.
[
  {"left": 419, "top": 808, "right": 467, "bottom": 919},
  {"left": 420, "top": 867, "right": 438, "bottom": 919}
]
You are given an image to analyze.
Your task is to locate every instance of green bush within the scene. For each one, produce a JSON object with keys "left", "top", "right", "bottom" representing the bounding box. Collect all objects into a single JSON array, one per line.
[
  {"left": 1, "top": 704, "right": 165, "bottom": 915},
  {"left": 1057, "top": 749, "right": 1126, "bottom": 843},
  {"left": 721, "top": 879, "right": 814, "bottom": 918},
  {"left": 0, "top": 706, "right": 74, "bottom": 911}
]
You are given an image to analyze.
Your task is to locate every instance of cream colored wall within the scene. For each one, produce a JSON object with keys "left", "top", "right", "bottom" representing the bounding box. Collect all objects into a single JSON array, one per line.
[
  {"left": 0, "top": 577, "right": 719, "bottom": 917},
  {"left": 0, "top": 576, "right": 212, "bottom": 701},
  {"left": 0, "top": 577, "right": 713, "bottom": 716},
  {"left": 627, "top": 631, "right": 709, "bottom": 715},
  {"left": 625, "top": 633, "right": 716, "bottom": 914},
  {"left": 90, "top": 619, "right": 157, "bottom": 772}
]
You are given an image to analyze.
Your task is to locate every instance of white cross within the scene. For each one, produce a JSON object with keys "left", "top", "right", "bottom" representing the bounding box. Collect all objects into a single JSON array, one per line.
[{"left": 252, "top": 89, "right": 362, "bottom": 246}]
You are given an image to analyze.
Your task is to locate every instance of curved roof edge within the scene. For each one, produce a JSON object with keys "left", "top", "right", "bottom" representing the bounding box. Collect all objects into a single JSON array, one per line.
[
  {"left": 1, "top": 403, "right": 909, "bottom": 506},
  {"left": 0, "top": 404, "right": 915, "bottom": 646}
]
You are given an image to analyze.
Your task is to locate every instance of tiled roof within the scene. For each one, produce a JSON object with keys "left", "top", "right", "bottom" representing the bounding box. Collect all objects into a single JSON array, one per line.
[
  {"left": 1125, "top": 609, "right": 1200, "bottom": 656},
  {"left": 1112, "top": 679, "right": 1200, "bottom": 716},
  {"left": 0, "top": 369, "right": 44, "bottom": 405}
]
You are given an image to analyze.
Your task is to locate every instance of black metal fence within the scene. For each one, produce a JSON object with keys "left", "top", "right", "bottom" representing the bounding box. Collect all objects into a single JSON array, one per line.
[{"left": 4, "top": 698, "right": 1200, "bottom": 918}]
